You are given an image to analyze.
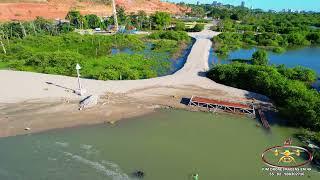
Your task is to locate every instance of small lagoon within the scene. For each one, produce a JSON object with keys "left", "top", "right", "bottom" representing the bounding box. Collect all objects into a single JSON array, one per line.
[{"left": 210, "top": 47, "right": 320, "bottom": 89}]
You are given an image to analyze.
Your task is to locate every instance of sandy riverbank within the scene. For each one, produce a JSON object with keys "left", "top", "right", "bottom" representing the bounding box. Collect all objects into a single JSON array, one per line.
[{"left": 0, "top": 28, "right": 269, "bottom": 138}]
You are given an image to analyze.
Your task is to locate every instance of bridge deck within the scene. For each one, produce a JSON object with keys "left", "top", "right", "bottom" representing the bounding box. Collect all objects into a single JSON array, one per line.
[
  {"left": 257, "top": 109, "right": 270, "bottom": 129},
  {"left": 188, "top": 96, "right": 255, "bottom": 116},
  {"left": 191, "top": 96, "right": 251, "bottom": 110}
]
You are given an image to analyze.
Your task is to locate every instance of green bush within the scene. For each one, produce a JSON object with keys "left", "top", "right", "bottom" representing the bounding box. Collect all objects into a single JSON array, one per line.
[
  {"left": 272, "top": 47, "right": 285, "bottom": 53},
  {"left": 152, "top": 39, "right": 178, "bottom": 53},
  {"left": 212, "top": 31, "right": 317, "bottom": 56},
  {"left": 251, "top": 50, "right": 268, "bottom": 65},
  {"left": 23, "top": 51, "right": 83, "bottom": 76},
  {"left": 174, "top": 21, "right": 186, "bottom": 31},
  {"left": 188, "top": 23, "right": 205, "bottom": 32},
  {"left": 149, "top": 31, "right": 190, "bottom": 42},
  {"left": 276, "top": 65, "right": 317, "bottom": 84}
]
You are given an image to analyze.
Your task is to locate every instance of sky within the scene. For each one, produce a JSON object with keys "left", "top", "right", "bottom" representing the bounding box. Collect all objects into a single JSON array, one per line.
[{"left": 165, "top": 0, "right": 320, "bottom": 12}]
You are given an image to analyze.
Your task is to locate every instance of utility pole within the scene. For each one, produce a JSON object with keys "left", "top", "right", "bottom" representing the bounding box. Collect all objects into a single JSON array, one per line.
[
  {"left": 0, "top": 35, "right": 6, "bottom": 54},
  {"left": 19, "top": 22, "right": 27, "bottom": 38},
  {"left": 111, "top": 0, "right": 119, "bottom": 32}
]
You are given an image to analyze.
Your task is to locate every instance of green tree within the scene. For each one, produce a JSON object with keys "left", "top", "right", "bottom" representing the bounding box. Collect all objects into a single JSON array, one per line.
[
  {"left": 85, "top": 14, "right": 101, "bottom": 29},
  {"left": 189, "top": 6, "right": 205, "bottom": 18},
  {"left": 66, "top": 10, "right": 87, "bottom": 29},
  {"left": 151, "top": 12, "right": 171, "bottom": 30},
  {"left": 190, "top": 23, "right": 204, "bottom": 32},
  {"left": 116, "top": 5, "right": 127, "bottom": 25},
  {"left": 306, "top": 32, "right": 320, "bottom": 44},
  {"left": 252, "top": 50, "right": 268, "bottom": 65},
  {"left": 137, "top": 10, "right": 147, "bottom": 30},
  {"left": 287, "top": 32, "right": 308, "bottom": 46},
  {"left": 174, "top": 21, "right": 186, "bottom": 31},
  {"left": 33, "top": 16, "right": 53, "bottom": 34},
  {"left": 230, "top": 13, "right": 240, "bottom": 20}
]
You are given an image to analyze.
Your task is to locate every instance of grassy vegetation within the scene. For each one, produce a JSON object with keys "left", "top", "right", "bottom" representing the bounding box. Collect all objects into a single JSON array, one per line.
[{"left": 0, "top": 31, "right": 191, "bottom": 80}]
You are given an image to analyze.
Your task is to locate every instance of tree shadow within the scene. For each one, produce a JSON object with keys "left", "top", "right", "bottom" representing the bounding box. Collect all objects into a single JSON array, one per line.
[
  {"left": 45, "top": 81, "right": 76, "bottom": 94},
  {"left": 197, "top": 71, "right": 207, "bottom": 77},
  {"left": 180, "top": 97, "right": 191, "bottom": 106},
  {"left": 244, "top": 91, "right": 295, "bottom": 129},
  {"left": 244, "top": 91, "right": 269, "bottom": 102}
]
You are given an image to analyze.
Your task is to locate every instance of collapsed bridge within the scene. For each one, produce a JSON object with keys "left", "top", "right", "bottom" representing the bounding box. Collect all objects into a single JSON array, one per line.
[{"left": 188, "top": 96, "right": 271, "bottom": 129}]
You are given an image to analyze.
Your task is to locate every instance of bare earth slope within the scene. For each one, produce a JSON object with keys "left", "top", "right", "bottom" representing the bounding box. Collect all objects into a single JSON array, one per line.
[{"left": 0, "top": 0, "right": 187, "bottom": 21}]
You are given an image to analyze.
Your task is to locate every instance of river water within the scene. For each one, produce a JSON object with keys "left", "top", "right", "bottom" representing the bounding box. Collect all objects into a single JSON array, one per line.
[{"left": 0, "top": 110, "right": 319, "bottom": 180}]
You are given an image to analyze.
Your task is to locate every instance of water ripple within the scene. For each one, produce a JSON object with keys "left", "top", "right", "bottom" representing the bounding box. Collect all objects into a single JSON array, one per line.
[{"left": 63, "top": 152, "right": 130, "bottom": 180}]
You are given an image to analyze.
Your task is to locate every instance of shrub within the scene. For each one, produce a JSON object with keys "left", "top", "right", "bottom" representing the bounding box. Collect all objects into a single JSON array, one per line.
[
  {"left": 251, "top": 50, "right": 268, "bottom": 65},
  {"left": 188, "top": 23, "right": 205, "bottom": 32},
  {"left": 149, "top": 31, "right": 190, "bottom": 42},
  {"left": 174, "top": 21, "right": 186, "bottom": 31}
]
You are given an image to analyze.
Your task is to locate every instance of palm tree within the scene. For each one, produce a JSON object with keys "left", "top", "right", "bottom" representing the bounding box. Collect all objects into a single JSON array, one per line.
[{"left": 111, "top": 0, "right": 119, "bottom": 31}]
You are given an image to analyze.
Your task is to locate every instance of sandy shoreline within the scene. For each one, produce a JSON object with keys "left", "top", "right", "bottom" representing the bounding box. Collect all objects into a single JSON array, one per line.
[{"left": 0, "top": 28, "right": 269, "bottom": 138}]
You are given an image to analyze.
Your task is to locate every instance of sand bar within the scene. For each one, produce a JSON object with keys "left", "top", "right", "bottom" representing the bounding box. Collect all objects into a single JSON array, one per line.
[{"left": 0, "top": 28, "right": 268, "bottom": 137}]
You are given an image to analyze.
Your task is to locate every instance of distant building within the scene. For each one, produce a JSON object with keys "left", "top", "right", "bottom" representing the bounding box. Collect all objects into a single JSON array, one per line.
[
  {"left": 197, "top": 1, "right": 200, "bottom": 5},
  {"left": 268, "top": 9, "right": 276, "bottom": 13},
  {"left": 212, "top": 1, "right": 218, "bottom": 6},
  {"left": 241, "top": 1, "right": 245, "bottom": 7},
  {"left": 212, "top": 1, "right": 223, "bottom": 7}
]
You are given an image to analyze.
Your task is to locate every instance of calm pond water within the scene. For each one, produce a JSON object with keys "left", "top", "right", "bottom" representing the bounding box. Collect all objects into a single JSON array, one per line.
[
  {"left": 0, "top": 110, "right": 319, "bottom": 180},
  {"left": 210, "top": 47, "right": 320, "bottom": 74}
]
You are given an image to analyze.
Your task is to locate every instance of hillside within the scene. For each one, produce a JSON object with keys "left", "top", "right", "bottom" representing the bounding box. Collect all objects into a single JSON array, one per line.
[{"left": 0, "top": 0, "right": 188, "bottom": 21}]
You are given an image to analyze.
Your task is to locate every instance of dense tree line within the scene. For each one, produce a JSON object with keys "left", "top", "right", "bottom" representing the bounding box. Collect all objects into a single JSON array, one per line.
[
  {"left": 207, "top": 63, "right": 319, "bottom": 130},
  {"left": 0, "top": 17, "right": 73, "bottom": 40},
  {"left": 65, "top": 8, "right": 174, "bottom": 31},
  {"left": 196, "top": 4, "right": 320, "bottom": 55},
  {"left": 214, "top": 12, "right": 320, "bottom": 34},
  {"left": 65, "top": 8, "right": 204, "bottom": 32}
]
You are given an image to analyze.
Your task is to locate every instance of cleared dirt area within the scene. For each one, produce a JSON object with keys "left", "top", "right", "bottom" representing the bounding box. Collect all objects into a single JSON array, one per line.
[
  {"left": 0, "top": 0, "right": 47, "bottom": 2},
  {"left": 0, "top": 0, "right": 188, "bottom": 21}
]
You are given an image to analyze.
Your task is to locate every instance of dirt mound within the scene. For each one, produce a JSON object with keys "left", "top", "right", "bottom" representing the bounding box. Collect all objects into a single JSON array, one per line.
[
  {"left": 116, "top": 0, "right": 188, "bottom": 14},
  {"left": 0, "top": 0, "right": 188, "bottom": 21}
]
